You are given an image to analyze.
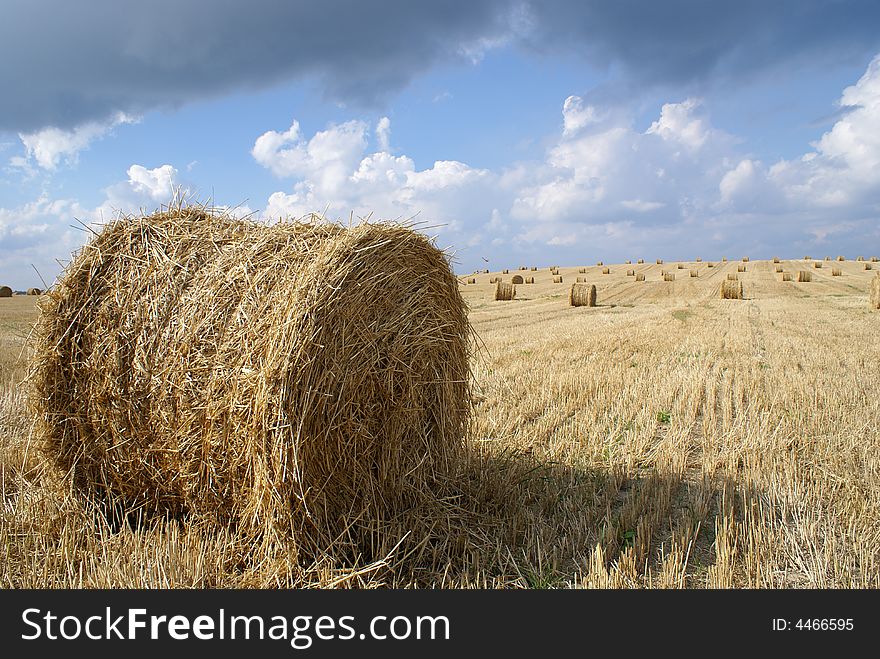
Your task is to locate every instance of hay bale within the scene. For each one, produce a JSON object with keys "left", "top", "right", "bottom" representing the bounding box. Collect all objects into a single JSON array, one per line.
[
  {"left": 722, "top": 256, "right": 728, "bottom": 262},
  {"left": 519, "top": 266, "right": 527, "bottom": 270},
  {"left": 873, "top": 257, "right": 879, "bottom": 262},
  {"left": 553, "top": 275, "right": 563, "bottom": 283},
  {"left": 663, "top": 272, "right": 675, "bottom": 282},
  {"left": 775, "top": 266, "right": 783, "bottom": 273},
  {"left": 781, "top": 273, "right": 793, "bottom": 281},
  {"left": 772, "top": 257, "right": 780, "bottom": 263},
  {"left": 625, "top": 259, "right": 632, "bottom": 264},
  {"left": 707, "top": 262, "right": 714, "bottom": 268},
  {"left": 495, "top": 281, "right": 516, "bottom": 301},
  {"left": 626, "top": 269, "right": 635, "bottom": 276},
  {"left": 737, "top": 265, "right": 746, "bottom": 272},
  {"left": 803, "top": 256, "right": 811, "bottom": 260},
  {"left": 511, "top": 274, "right": 524, "bottom": 284},
  {"left": 798, "top": 270, "right": 812, "bottom": 282},
  {"left": 695, "top": 257, "right": 702, "bottom": 262},
  {"left": 866, "top": 263, "right": 873, "bottom": 271},
  {"left": 569, "top": 283, "right": 597, "bottom": 307},
  {"left": 637, "top": 259, "right": 644, "bottom": 264},
  {"left": 0, "top": 285, "right": 13, "bottom": 298},
  {"left": 871, "top": 275, "right": 880, "bottom": 310},
  {"left": 467, "top": 278, "right": 476, "bottom": 284},
  {"left": 26, "top": 287, "right": 43, "bottom": 296},
  {"left": 832, "top": 268, "right": 842, "bottom": 277},
  {"left": 601, "top": 267, "right": 610, "bottom": 274},
  {"left": 576, "top": 276, "right": 586, "bottom": 283},
  {"left": 677, "top": 264, "right": 684, "bottom": 269},
  {"left": 525, "top": 276, "right": 535, "bottom": 284},
  {"left": 656, "top": 259, "right": 663, "bottom": 264},
  {"left": 720, "top": 280, "right": 743, "bottom": 299},
  {"left": 742, "top": 257, "right": 749, "bottom": 262},
  {"left": 635, "top": 273, "right": 646, "bottom": 282},
  {"left": 530, "top": 266, "right": 537, "bottom": 271},
  {"left": 29, "top": 206, "right": 470, "bottom": 550},
  {"left": 502, "top": 269, "right": 509, "bottom": 274},
  {"left": 596, "top": 261, "right": 603, "bottom": 266},
  {"left": 837, "top": 256, "right": 845, "bottom": 262},
  {"left": 857, "top": 256, "right": 865, "bottom": 261},
  {"left": 824, "top": 256, "right": 831, "bottom": 261},
  {"left": 727, "top": 273, "right": 738, "bottom": 281},
  {"left": 814, "top": 262, "right": 822, "bottom": 268},
  {"left": 578, "top": 268, "right": 586, "bottom": 273},
  {"left": 690, "top": 269, "right": 698, "bottom": 277},
  {"left": 490, "top": 276, "right": 501, "bottom": 283}
]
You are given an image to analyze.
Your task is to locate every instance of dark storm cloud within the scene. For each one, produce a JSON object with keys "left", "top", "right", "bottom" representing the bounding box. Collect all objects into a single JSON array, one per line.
[{"left": 2, "top": 0, "right": 879, "bottom": 132}]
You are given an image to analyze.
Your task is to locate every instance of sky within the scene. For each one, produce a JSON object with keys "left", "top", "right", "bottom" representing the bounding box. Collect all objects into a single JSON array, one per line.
[{"left": 2, "top": 0, "right": 880, "bottom": 288}]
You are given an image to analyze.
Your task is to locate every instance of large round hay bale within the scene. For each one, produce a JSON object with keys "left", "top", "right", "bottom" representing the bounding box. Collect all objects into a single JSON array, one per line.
[
  {"left": 578, "top": 268, "right": 586, "bottom": 274},
  {"left": 775, "top": 266, "right": 783, "bottom": 273},
  {"left": 637, "top": 259, "right": 644, "bottom": 264},
  {"left": 742, "top": 257, "right": 749, "bottom": 262},
  {"left": 467, "top": 277, "right": 476, "bottom": 284},
  {"left": 737, "top": 265, "right": 746, "bottom": 272},
  {"left": 720, "top": 279, "right": 743, "bottom": 299},
  {"left": 866, "top": 263, "right": 873, "bottom": 271},
  {"left": 494, "top": 280, "right": 515, "bottom": 301},
  {"left": 689, "top": 269, "right": 698, "bottom": 277},
  {"left": 781, "top": 273, "right": 793, "bottom": 281},
  {"left": 27, "top": 287, "right": 43, "bottom": 296},
  {"left": 576, "top": 276, "right": 586, "bottom": 283},
  {"left": 29, "top": 207, "right": 470, "bottom": 551},
  {"left": 530, "top": 266, "right": 537, "bottom": 271},
  {"left": 772, "top": 257, "right": 780, "bottom": 263},
  {"left": 553, "top": 275, "right": 563, "bottom": 283},
  {"left": 656, "top": 259, "right": 663, "bottom": 264},
  {"left": 871, "top": 275, "right": 880, "bottom": 310},
  {"left": 626, "top": 269, "right": 635, "bottom": 276},
  {"left": 727, "top": 273, "right": 738, "bottom": 281},
  {"left": 511, "top": 274, "right": 524, "bottom": 284},
  {"left": 798, "top": 270, "right": 812, "bottom": 282},
  {"left": 569, "top": 283, "right": 596, "bottom": 307},
  {"left": 601, "top": 267, "right": 610, "bottom": 274},
  {"left": 814, "top": 262, "right": 822, "bottom": 268},
  {"left": 0, "top": 285, "right": 12, "bottom": 298},
  {"left": 663, "top": 272, "right": 675, "bottom": 281},
  {"left": 635, "top": 273, "right": 646, "bottom": 281},
  {"left": 525, "top": 276, "right": 535, "bottom": 284},
  {"left": 832, "top": 268, "right": 842, "bottom": 277}
]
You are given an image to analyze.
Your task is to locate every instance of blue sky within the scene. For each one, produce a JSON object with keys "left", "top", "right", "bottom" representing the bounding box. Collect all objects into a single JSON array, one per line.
[{"left": 2, "top": 1, "right": 880, "bottom": 288}]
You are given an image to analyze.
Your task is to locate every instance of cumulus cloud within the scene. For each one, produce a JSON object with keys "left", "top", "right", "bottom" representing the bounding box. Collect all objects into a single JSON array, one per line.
[{"left": 16, "top": 113, "right": 137, "bottom": 170}]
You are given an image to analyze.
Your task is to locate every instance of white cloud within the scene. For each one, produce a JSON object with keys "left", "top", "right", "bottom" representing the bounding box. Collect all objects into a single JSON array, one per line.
[
  {"left": 16, "top": 112, "right": 137, "bottom": 170},
  {"left": 621, "top": 199, "right": 665, "bottom": 212},
  {"left": 562, "top": 95, "right": 601, "bottom": 136},
  {"left": 645, "top": 98, "right": 710, "bottom": 150},
  {"left": 376, "top": 116, "right": 392, "bottom": 152}
]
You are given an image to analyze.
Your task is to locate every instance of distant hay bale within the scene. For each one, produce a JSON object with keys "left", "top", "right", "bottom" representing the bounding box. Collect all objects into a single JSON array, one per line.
[
  {"left": 0, "top": 285, "right": 13, "bottom": 298},
  {"left": 677, "top": 264, "right": 684, "bottom": 269},
  {"left": 772, "top": 257, "right": 780, "bottom": 263},
  {"left": 873, "top": 257, "right": 879, "bottom": 262},
  {"left": 519, "top": 266, "right": 527, "bottom": 270},
  {"left": 722, "top": 256, "right": 728, "bottom": 262},
  {"left": 781, "top": 273, "right": 793, "bottom": 281},
  {"left": 511, "top": 274, "right": 524, "bottom": 284},
  {"left": 467, "top": 278, "right": 476, "bottom": 284},
  {"left": 866, "top": 263, "right": 873, "bottom": 271},
  {"left": 695, "top": 257, "right": 702, "bottom": 262},
  {"left": 832, "top": 268, "right": 842, "bottom": 276},
  {"left": 578, "top": 268, "right": 586, "bottom": 273},
  {"left": 837, "top": 256, "right": 845, "bottom": 261},
  {"left": 742, "top": 257, "right": 749, "bottom": 262},
  {"left": 635, "top": 273, "right": 646, "bottom": 282},
  {"left": 569, "top": 283, "right": 597, "bottom": 307},
  {"left": 601, "top": 267, "right": 610, "bottom": 274},
  {"left": 720, "top": 280, "right": 743, "bottom": 299},
  {"left": 596, "top": 261, "right": 603, "bottom": 266},
  {"left": 525, "top": 276, "right": 535, "bottom": 284},
  {"left": 803, "top": 256, "right": 811, "bottom": 260},
  {"left": 824, "top": 256, "right": 831, "bottom": 261},
  {"left": 857, "top": 256, "right": 865, "bottom": 261},
  {"left": 656, "top": 259, "right": 663, "bottom": 264},
  {"left": 637, "top": 259, "right": 644, "bottom": 264},
  {"left": 663, "top": 272, "right": 675, "bottom": 282},
  {"left": 814, "top": 262, "right": 822, "bottom": 268},
  {"left": 576, "top": 276, "right": 586, "bottom": 283},
  {"left": 775, "top": 266, "right": 783, "bottom": 273},
  {"left": 495, "top": 281, "right": 516, "bottom": 301},
  {"left": 490, "top": 276, "right": 501, "bottom": 283},
  {"left": 502, "top": 269, "right": 509, "bottom": 274},
  {"left": 798, "top": 270, "right": 812, "bottom": 282},
  {"left": 531, "top": 266, "right": 537, "bottom": 271},
  {"left": 626, "top": 269, "right": 635, "bottom": 276},
  {"left": 737, "top": 265, "right": 746, "bottom": 272},
  {"left": 483, "top": 269, "right": 489, "bottom": 274},
  {"left": 690, "top": 269, "right": 698, "bottom": 277},
  {"left": 707, "top": 262, "right": 714, "bottom": 268},
  {"left": 727, "top": 273, "right": 738, "bottom": 281},
  {"left": 625, "top": 259, "right": 632, "bottom": 264},
  {"left": 871, "top": 275, "right": 880, "bottom": 310},
  {"left": 553, "top": 275, "right": 563, "bottom": 283},
  {"left": 29, "top": 206, "right": 471, "bottom": 551},
  {"left": 27, "top": 287, "right": 43, "bottom": 296}
]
